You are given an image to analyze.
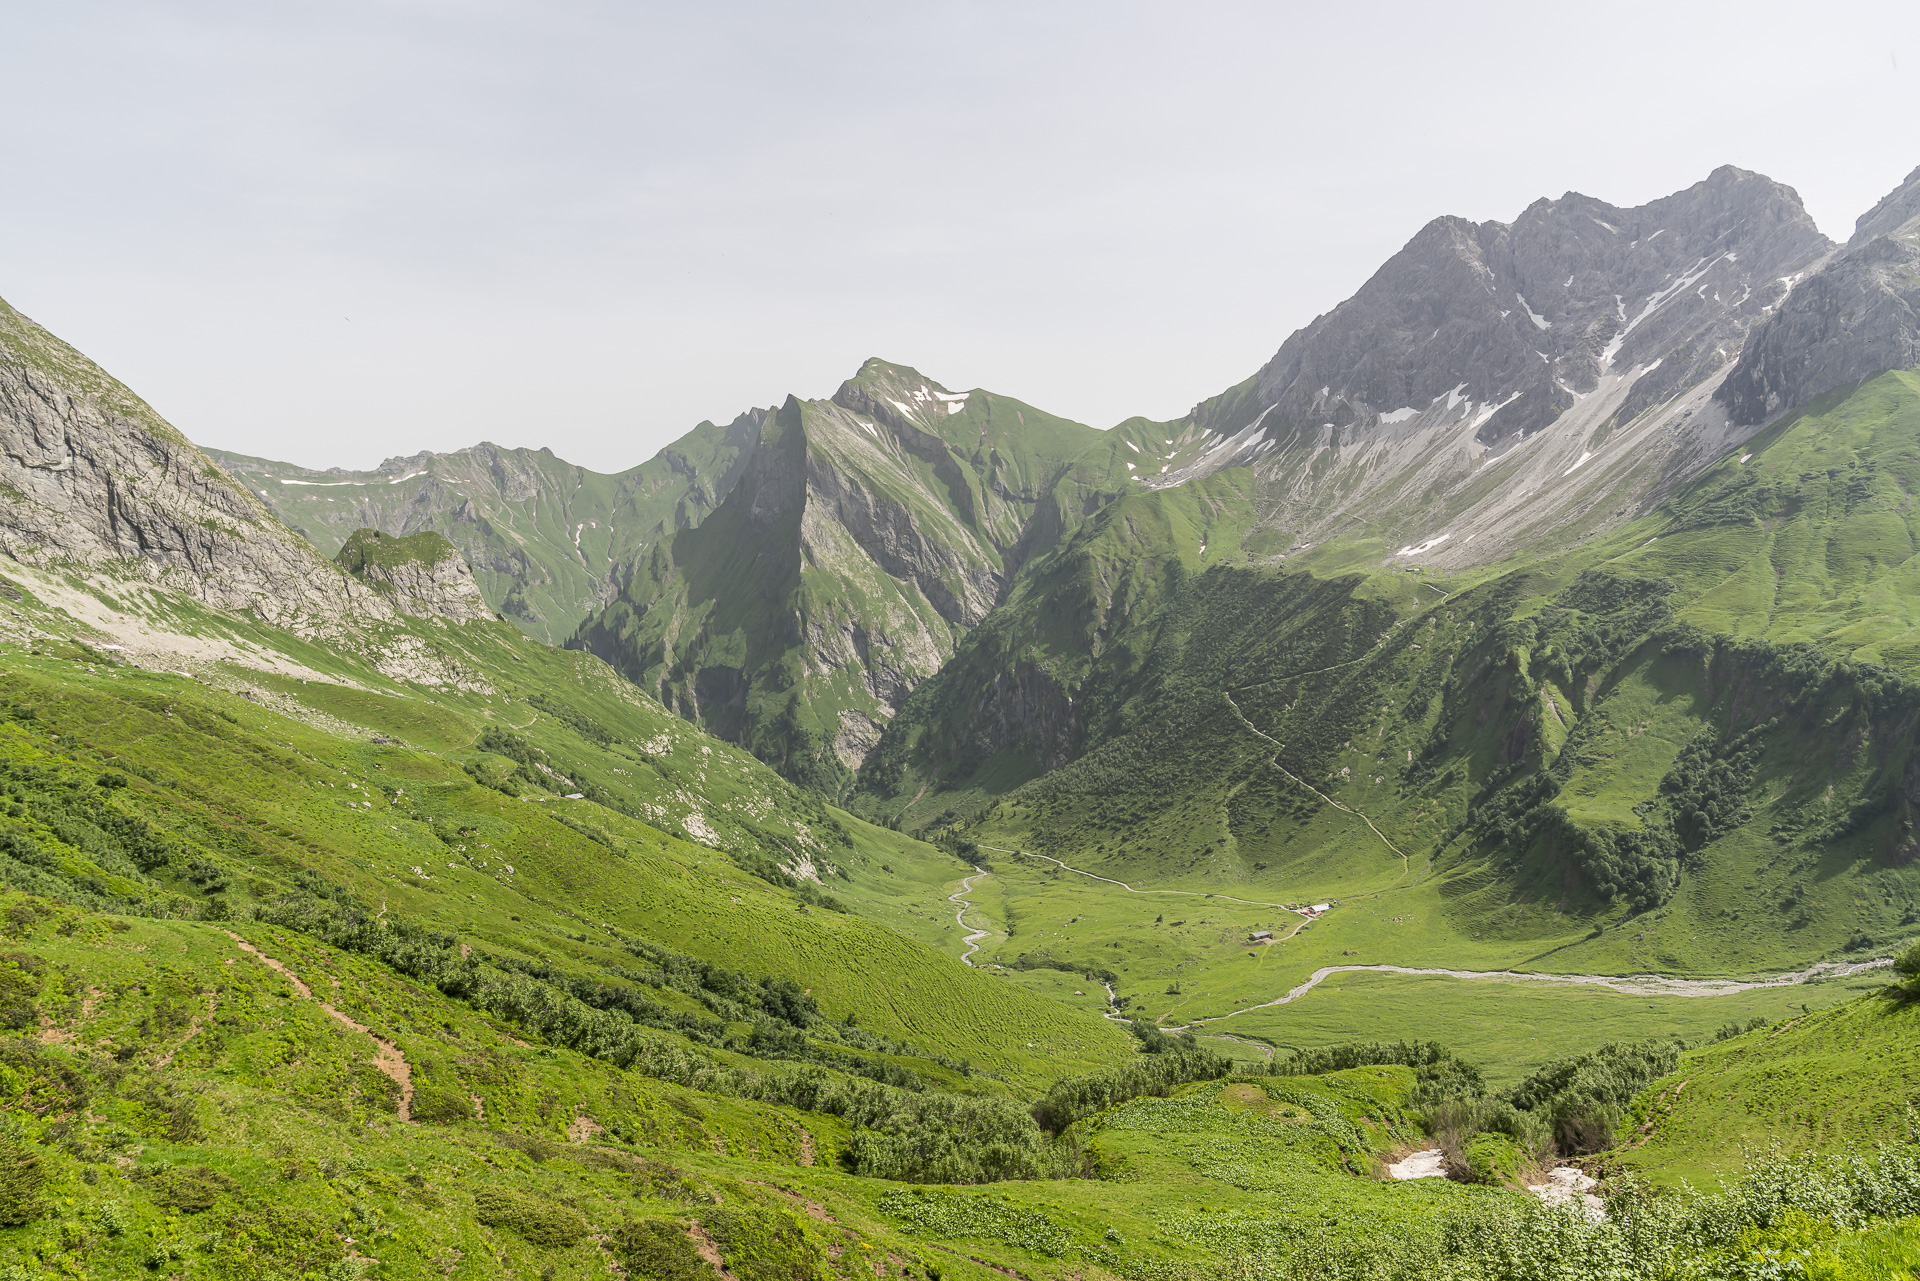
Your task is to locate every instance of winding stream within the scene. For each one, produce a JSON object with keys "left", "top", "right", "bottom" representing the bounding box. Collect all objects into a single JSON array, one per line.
[
  {"left": 948, "top": 867, "right": 992, "bottom": 966},
  {"left": 1193, "top": 957, "right": 1894, "bottom": 1026}
]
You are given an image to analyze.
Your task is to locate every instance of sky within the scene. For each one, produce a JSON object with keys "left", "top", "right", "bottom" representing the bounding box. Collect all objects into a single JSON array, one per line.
[{"left": 4, "top": 1, "right": 1919, "bottom": 473}]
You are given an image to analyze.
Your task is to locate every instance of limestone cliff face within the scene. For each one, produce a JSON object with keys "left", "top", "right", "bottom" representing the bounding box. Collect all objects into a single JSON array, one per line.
[
  {"left": 333, "top": 528, "right": 495, "bottom": 623},
  {"left": 1718, "top": 165, "right": 1920, "bottom": 425},
  {"left": 0, "top": 294, "right": 379, "bottom": 626}
]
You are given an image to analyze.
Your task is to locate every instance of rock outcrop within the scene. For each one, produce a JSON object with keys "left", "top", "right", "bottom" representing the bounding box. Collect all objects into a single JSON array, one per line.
[
  {"left": 334, "top": 528, "right": 494, "bottom": 623},
  {"left": 1717, "top": 165, "right": 1920, "bottom": 425}
]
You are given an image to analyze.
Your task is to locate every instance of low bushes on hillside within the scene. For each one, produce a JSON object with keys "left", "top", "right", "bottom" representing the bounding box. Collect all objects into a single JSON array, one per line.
[{"left": 1030, "top": 1048, "right": 1232, "bottom": 1134}]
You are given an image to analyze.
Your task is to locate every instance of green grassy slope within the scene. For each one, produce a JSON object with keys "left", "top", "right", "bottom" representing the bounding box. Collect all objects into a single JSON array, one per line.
[
  {"left": 210, "top": 410, "right": 765, "bottom": 645},
  {"left": 0, "top": 589, "right": 1133, "bottom": 1089},
  {"left": 1616, "top": 986, "right": 1920, "bottom": 1186}
]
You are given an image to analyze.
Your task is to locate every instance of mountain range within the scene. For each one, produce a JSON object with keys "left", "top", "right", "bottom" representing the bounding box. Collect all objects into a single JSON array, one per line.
[{"left": 3, "top": 161, "right": 1920, "bottom": 1278}]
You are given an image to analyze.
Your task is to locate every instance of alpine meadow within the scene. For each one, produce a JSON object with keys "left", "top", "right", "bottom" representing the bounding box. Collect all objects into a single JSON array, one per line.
[{"left": 8, "top": 145, "right": 1920, "bottom": 1281}]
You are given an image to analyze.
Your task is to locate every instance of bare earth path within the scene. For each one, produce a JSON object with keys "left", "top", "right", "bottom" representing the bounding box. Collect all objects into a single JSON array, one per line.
[
  {"left": 948, "top": 868, "right": 993, "bottom": 966},
  {"left": 225, "top": 929, "right": 416, "bottom": 1122}
]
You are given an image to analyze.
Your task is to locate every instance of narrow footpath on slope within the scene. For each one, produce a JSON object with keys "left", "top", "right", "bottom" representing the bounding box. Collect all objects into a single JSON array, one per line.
[
  {"left": 224, "top": 929, "right": 416, "bottom": 1122},
  {"left": 1222, "top": 689, "right": 1413, "bottom": 877}
]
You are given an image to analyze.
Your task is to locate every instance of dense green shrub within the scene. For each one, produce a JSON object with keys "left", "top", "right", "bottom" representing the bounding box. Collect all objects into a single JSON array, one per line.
[
  {"left": 473, "top": 1186, "right": 591, "bottom": 1247},
  {"left": 703, "top": 1206, "right": 829, "bottom": 1281},
  {"left": 409, "top": 1084, "right": 474, "bottom": 1124},
  {"left": 1030, "top": 1048, "right": 1231, "bottom": 1134},
  {"left": 1502, "top": 1039, "right": 1682, "bottom": 1154},
  {"left": 1461, "top": 1132, "right": 1521, "bottom": 1186},
  {"left": 141, "top": 1164, "right": 236, "bottom": 1214},
  {"left": 208, "top": 1203, "right": 347, "bottom": 1279},
  {"left": 608, "top": 1218, "right": 717, "bottom": 1281},
  {"left": 0, "top": 1120, "right": 44, "bottom": 1227}
]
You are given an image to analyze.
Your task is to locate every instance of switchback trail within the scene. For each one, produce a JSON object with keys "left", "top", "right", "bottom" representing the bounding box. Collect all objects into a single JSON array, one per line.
[
  {"left": 1222, "top": 689, "right": 1414, "bottom": 877},
  {"left": 948, "top": 868, "right": 992, "bottom": 966},
  {"left": 1190, "top": 957, "right": 1895, "bottom": 1026},
  {"left": 225, "top": 929, "right": 416, "bottom": 1122}
]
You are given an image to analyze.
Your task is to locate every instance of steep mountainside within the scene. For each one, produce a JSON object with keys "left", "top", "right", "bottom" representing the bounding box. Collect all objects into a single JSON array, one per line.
[
  {"left": 862, "top": 370, "right": 1920, "bottom": 980},
  {"left": 1138, "top": 166, "right": 1832, "bottom": 573},
  {"left": 0, "top": 295, "right": 386, "bottom": 627},
  {"left": 856, "top": 165, "right": 1920, "bottom": 987},
  {"left": 211, "top": 409, "right": 764, "bottom": 644},
  {"left": 573, "top": 360, "right": 1137, "bottom": 792}
]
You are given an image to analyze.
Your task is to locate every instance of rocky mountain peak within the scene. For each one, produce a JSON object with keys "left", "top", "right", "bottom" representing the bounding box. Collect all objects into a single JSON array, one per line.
[
  {"left": 1718, "top": 164, "right": 1920, "bottom": 426},
  {"left": 832, "top": 359, "right": 974, "bottom": 436},
  {"left": 1194, "top": 165, "right": 1828, "bottom": 458},
  {"left": 1139, "top": 167, "right": 1834, "bottom": 569}
]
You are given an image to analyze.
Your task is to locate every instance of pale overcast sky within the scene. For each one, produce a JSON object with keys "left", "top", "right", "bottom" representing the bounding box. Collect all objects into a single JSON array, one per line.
[{"left": 4, "top": 1, "right": 1918, "bottom": 472}]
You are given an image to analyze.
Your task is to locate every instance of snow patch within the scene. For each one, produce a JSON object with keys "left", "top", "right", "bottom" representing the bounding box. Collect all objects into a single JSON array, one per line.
[
  {"left": 1592, "top": 218, "right": 1619, "bottom": 234},
  {"left": 1738, "top": 453, "right": 1752, "bottom": 464},
  {"left": 1529, "top": 1168, "right": 1604, "bottom": 1220},
  {"left": 1516, "top": 293, "right": 1550, "bottom": 329},
  {"left": 1563, "top": 451, "right": 1594, "bottom": 476},
  {"left": 1378, "top": 407, "right": 1419, "bottom": 424},
  {"left": 1390, "top": 1150, "right": 1447, "bottom": 1180},
  {"left": 1396, "top": 533, "right": 1451, "bottom": 557}
]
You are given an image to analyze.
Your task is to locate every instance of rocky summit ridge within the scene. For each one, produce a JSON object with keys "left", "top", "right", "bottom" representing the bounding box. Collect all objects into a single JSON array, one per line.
[
  {"left": 1148, "top": 165, "right": 1834, "bottom": 571},
  {"left": 1717, "top": 164, "right": 1920, "bottom": 425}
]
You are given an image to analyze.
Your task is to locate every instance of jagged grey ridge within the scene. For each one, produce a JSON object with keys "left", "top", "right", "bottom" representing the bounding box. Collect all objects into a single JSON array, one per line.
[{"left": 1718, "top": 164, "right": 1920, "bottom": 425}]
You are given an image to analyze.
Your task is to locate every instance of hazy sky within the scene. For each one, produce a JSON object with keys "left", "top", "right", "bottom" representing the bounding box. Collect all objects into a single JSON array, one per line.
[{"left": 5, "top": 1, "right": 1918, "bottom": 473}]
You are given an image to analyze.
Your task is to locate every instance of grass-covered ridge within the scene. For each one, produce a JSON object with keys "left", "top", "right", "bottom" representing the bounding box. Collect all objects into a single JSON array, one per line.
[
  {"left": 334, "top": 529, "right": 462, "bottom": 575},
  {"left": 1617, "top": 983, "right": 1920, "bottom": 1187}
]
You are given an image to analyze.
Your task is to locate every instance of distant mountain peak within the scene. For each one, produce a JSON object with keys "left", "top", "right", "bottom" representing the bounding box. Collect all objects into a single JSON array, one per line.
[{"left": 1160, "top": 165, "right": 1832, "bottom": 567}]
